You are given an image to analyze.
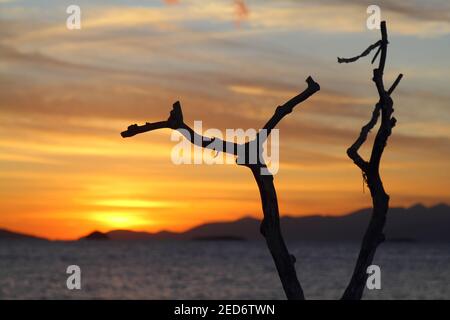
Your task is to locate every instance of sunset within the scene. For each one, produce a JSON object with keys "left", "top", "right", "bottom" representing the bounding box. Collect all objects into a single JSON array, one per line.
[
  {"left": 0, "top": 0, "right": 449, "bottom": 305},
  {"left": 1, "top": 0, "right": 448, "bottom": 240}
]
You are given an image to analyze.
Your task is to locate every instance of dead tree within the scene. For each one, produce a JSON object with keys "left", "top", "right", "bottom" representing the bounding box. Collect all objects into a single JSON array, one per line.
[
  {"left": 338, "top": 21, "right": 403, "bottom": 300},
  {"left": 121, "top": 77, "right": 320, "bottom": 299}
]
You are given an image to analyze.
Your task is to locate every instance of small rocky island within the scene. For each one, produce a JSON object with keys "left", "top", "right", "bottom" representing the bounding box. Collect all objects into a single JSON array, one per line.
[{"left": 79, "top": 231, "right": 110, "bottom": 241}]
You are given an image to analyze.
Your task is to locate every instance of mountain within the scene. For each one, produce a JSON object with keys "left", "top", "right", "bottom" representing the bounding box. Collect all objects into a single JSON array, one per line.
[
  {"left": 278, "top": 203, "right": 450, "bottom": 242},
  {"left": 1, "top": 203, "right": 449, "bottom": 242},
  {"left": 100, "top": 203, "right": 450, "bottom": 242},
  {"left": 0, "top": 228, "right": 45, "bottom": 241},
  {"left": 105, "top": 229, "right": 179, "bottom": 240},
  {"left": 79, "top": 231, "right": 110, "bottom": 241}
]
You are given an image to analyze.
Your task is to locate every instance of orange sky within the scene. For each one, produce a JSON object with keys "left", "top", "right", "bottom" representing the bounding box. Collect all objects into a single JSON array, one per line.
[{"left": 1, "top": 0, "right": 449, "bottom": 240}]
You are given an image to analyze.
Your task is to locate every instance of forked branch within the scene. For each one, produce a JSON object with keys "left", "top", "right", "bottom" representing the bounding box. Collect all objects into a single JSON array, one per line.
[
  {"left": 121, "top": 76, "right": 320, "bottom": 300},
  {"left": 338, "top": 21, "right": 403, "bottom": 300}
]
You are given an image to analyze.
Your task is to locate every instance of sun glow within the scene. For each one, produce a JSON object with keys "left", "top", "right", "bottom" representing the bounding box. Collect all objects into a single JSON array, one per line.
[
  {"left": 92, "top": 199, "right": 177, "bottom": 209},
  {"left": 91, "top": 212, "right": 152, "bottom": 229}
]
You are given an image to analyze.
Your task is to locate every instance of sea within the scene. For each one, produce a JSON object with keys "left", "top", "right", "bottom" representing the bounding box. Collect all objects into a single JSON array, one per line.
[{"left": 0, "top": 240, "right": 448, "bottom": 299}]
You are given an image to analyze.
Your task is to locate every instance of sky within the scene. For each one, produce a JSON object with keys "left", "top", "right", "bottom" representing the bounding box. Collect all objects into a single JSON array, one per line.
[{"left": 0, "top": 0, "right": 449, "bottom": 240}]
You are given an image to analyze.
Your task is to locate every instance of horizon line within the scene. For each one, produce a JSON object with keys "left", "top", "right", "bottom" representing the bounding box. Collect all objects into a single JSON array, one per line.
[{"left": 1, "top": 202, "right": 448, "bottom": 241}]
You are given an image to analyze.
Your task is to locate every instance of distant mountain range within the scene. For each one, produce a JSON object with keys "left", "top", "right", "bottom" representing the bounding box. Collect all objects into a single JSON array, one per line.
[
  {"left": 0, "top": 228, "right": 44, "bottom": 241},
  {"left": 2, "top": 203, "right": 450, "bottom": 242}
]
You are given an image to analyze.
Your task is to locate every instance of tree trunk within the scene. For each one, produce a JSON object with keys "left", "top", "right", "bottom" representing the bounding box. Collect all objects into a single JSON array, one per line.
[
  {"left": 250, "top": 166, "right": 304, "bottom": 300},
  {"left": 342, "top": 172, "right": 389, "bottom": 300}
]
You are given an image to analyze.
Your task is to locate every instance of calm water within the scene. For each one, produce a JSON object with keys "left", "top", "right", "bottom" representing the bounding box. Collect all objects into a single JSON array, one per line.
[{"left": 0, "top": 240, "right": 448, "bottom": 299}]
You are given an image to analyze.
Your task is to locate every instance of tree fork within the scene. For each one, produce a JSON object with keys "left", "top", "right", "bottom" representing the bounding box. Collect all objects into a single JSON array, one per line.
[{"left": 121, "top": 77, "right": 320, "bottom": 300}]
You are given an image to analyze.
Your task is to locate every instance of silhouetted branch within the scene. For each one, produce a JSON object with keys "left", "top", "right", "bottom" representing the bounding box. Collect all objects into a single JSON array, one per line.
[
  {"left": 121, "top": 76, "right": 320, "bottom": 300},
  {"left": 122, "top": 78, "right": 319, "bottom": 160},
  {"left": 261, "top": 77, "right": 320, "bottom": 139},
  {"left": 370, "top": 45, "right": 382, "bottom": 64},
  {"left": 346, "top": 104, "right": 380, "bottom": 171},
  {"left": 387, "top": 73, "right": 403, "bottom": 96},
  {"left": 337, "top": 40, "right": 381, "bottom": 64},
  {"left": 121, "top": 101, "right": 239, "bottom": 155},
  {"left": 340, "top": 21, "right": 403, "bottom": 300}
]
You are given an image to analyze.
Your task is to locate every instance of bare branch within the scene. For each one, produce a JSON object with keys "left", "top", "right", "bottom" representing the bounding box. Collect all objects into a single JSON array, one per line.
[
  {"left": 387, "top": 73, "right": 403, "bottom": 95},
  {"left": 337, "top": 40, "right": 381, "bottom": 64},
  {"left": 369, "top": 100, "right": 394, "bottom": 171},
  {"left": 346, "top": 104, "right": 380, "bottom": 171},
  {"left": 371, "top": 45, "right": 382, "bottom": 64},
  {"left": 121, "top": 121, "right": 168, "bottom": 138},
  {"left": 378, "top": 22, "right": 388, "bottom": 74},
  {"left": 121, "top": 76, "right": 320, "bottom": 300},
  {"left": 340, "top": 21, "right": 403, "bottom": 300},
  {"left": 261, "top": 76, "right": 320, "bottom": 139},
  {"left": 372, "top": 22, "right": 388, "bottom": 100},
  {"left": 121, "top": 101, "right": 240, "bottom": 155},
  {"left": 122, "top": 77, "right": 320, "bottom": 158}
]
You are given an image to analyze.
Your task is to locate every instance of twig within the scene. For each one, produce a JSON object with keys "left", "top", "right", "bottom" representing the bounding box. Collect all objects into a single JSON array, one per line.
[{"left": 338, "top": 40, "right": 381, "bottom": 64}]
